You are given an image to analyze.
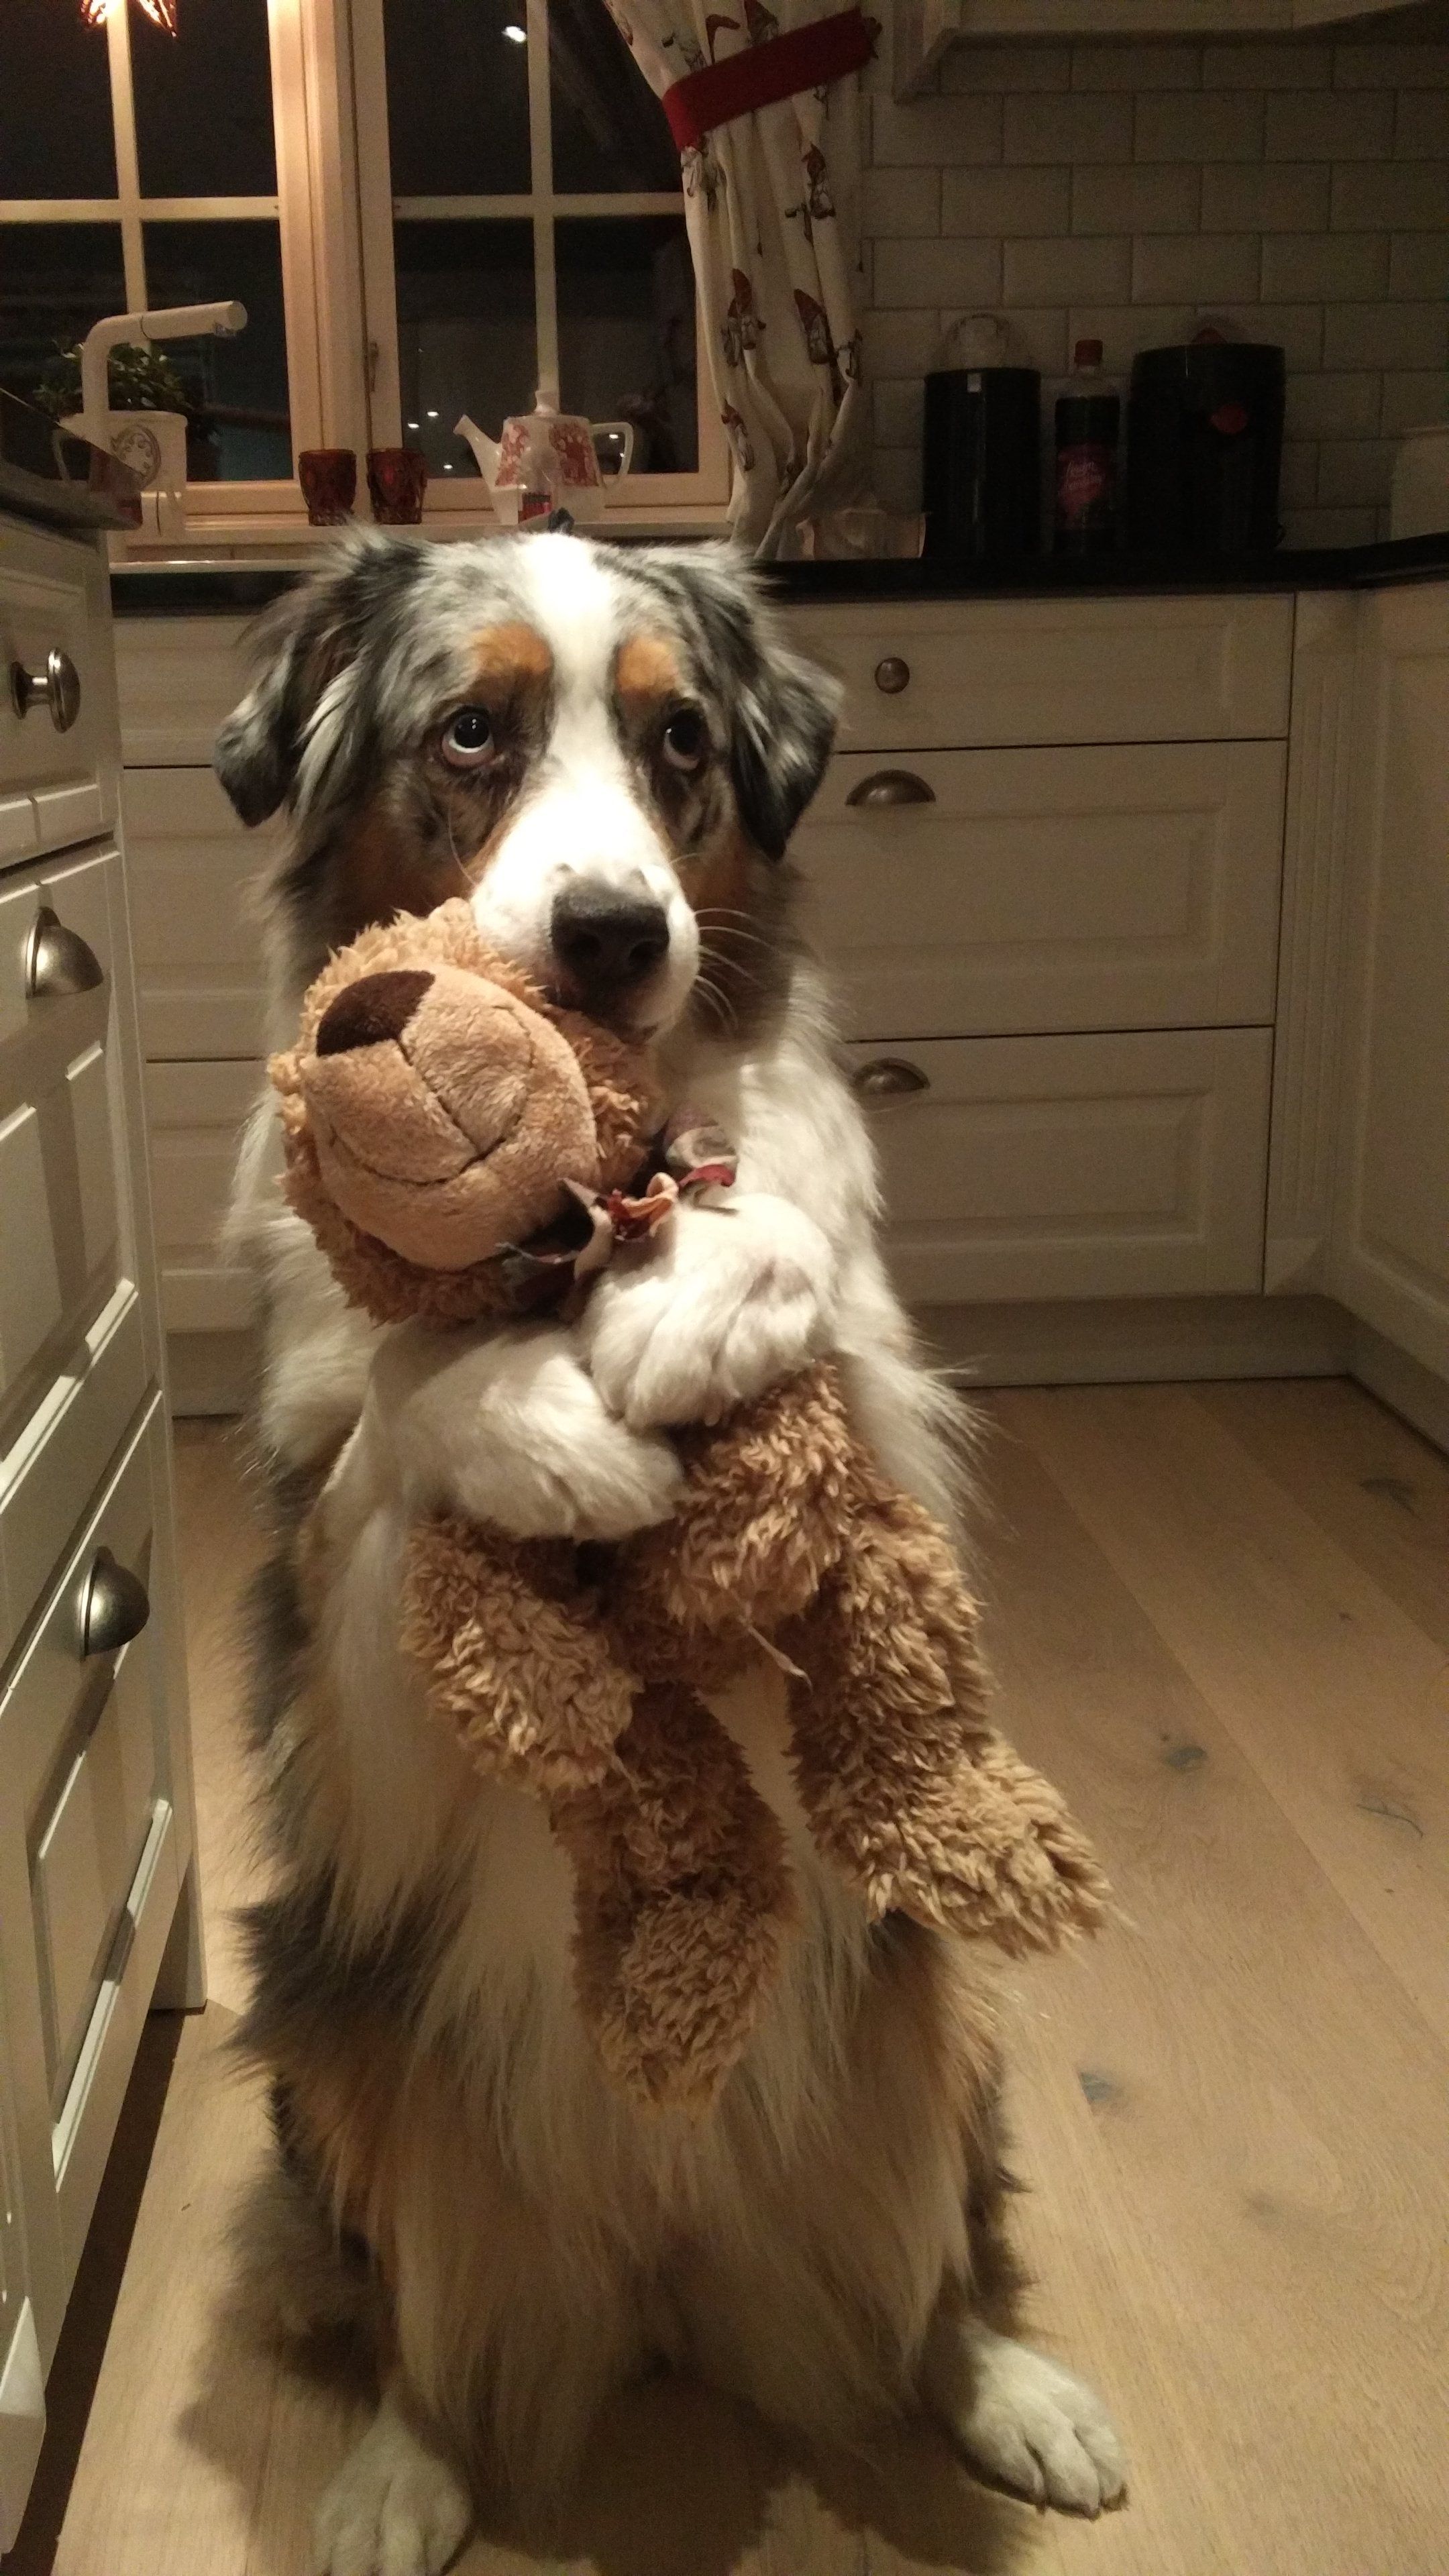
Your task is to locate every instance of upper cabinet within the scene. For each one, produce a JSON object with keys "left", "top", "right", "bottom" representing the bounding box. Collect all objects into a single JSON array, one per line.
[{"left": 898, "top": 0, "right": 1436, "bottom": 98}]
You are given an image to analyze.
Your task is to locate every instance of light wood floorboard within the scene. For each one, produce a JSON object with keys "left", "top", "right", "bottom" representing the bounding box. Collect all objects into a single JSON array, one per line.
[{"left": 25, "top": 1379, "right": 1449, "bottom": 2576}]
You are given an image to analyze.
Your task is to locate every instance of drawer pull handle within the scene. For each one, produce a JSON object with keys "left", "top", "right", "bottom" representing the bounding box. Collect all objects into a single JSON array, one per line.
[
  {"left": 852, "top": 1057, "right": 930, "bottom": 1101},
  {"left": 80, "top": 1549, "right": 150, "bottom": 1660},
  {"left": 11, "top": 649, "right": 81, "bottom": 733},
  {"left": 845, "top": 769, "right": 935, "bottom": 810},
  {"left": 873, "top": 655, "right": 910, "bottom": 695},
  {"left": 25, "top": 905, "right": 103, "bottom": 1001}
]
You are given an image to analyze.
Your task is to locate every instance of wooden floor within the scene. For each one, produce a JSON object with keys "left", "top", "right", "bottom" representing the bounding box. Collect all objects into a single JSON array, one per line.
[{"left": 16, "top": 1379, "right": 1449, "bottom": 2576}]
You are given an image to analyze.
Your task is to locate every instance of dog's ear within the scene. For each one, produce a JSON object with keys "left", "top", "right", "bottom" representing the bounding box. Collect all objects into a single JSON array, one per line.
[
  {"left": 213, "top": 534, "right": 425, "bottom": 828},
  {"left": 730, "top": 637, "right": 841, "bottom": 863}
]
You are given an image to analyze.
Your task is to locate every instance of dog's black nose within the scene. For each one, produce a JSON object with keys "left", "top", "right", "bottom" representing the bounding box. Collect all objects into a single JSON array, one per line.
[{"left": 550, "top": 884, "right": 669, "bottom": 994}]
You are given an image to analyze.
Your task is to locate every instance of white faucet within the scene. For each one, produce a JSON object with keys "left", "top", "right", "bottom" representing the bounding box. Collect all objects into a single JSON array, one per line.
[{"left": 77, "top": 299, "right": 247, "bottom": 447}]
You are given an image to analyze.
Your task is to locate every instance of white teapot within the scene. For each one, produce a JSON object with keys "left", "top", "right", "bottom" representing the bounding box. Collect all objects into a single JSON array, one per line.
[{"left": 454, "top": 382, "right": 634, "bottom": 524}]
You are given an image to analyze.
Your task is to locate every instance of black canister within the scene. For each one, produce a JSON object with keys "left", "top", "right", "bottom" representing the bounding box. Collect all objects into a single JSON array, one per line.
[
  {"left": 1126, "top": 339, "right": 1286, "bottom": 557},
  {"left": 922, "top": 366, "right": 1041, "bottom": 561}
]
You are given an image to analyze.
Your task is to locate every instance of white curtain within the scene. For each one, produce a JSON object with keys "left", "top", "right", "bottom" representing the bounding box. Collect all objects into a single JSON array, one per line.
[{"left": 602, "top": 0, "right": 872, "bottom": 555}]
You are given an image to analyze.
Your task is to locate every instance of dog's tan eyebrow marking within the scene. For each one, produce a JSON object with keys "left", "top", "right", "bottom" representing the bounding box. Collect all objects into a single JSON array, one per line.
[
  {"left": 614, "top": 631, "right": 686, "bottom": 714},
  {"left": 467, "top": 621, "right": 554, "bottom": 698}
]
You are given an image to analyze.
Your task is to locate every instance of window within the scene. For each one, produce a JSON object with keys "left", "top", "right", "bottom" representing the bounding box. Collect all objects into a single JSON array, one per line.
[
  {"left": 0, "top": 0, "right": 311, "bottom": 496},
  {"left": 0, "top": 0, "right": 720, "bottom": 531},
  {"left": 352, "top": 0, "right": 726, "bottom": 510}
]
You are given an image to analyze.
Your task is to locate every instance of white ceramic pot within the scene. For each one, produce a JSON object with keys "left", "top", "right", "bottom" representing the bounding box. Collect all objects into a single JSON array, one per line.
[
  {"left": 63, "top": 409, "right": 189, "bottom": 533},
  {"left": 1389, "top": 423, "right": 1449, "bottom": 539}
]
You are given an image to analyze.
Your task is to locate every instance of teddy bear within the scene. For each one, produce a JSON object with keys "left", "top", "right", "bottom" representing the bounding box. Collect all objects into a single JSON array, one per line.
[{"left": 270, "top": 899, "right": 1108, "bottom": 2112}]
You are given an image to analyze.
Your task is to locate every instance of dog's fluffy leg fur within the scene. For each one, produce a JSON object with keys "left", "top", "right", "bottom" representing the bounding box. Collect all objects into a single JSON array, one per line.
[
  {"left": 314, "top": 2379, "right": 473, "bottom": 2576},
  {"left": 922, "top": 2309, "right": 1128, "bottom": 2518}
]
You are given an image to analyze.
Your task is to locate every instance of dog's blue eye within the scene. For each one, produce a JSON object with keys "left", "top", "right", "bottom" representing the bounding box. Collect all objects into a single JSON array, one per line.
[{"left": 441, "top": 706, "right": 494, "bottom": 767}]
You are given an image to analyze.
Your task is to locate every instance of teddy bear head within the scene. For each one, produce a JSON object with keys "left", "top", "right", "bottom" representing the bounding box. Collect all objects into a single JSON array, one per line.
[{"left": 269, "top": 900, "right": 661, "bottom": 1326}]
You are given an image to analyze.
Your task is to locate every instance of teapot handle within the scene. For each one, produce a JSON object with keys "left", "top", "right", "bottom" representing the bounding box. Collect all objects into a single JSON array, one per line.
[{"left": 592, "top": 419, "right": 635, "bottom": 482}]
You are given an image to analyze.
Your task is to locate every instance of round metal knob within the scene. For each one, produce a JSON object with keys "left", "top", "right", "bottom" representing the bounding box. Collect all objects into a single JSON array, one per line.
[
  {"left": 845, "top": 770, "right": 935, "bottom": 808},
  {"left": 11, "top": 649, "right": 81, "bottom": 733},
  {"left": 79, "top": 1548, "right": 150, "bottom": 1659},
  {"left": 873, "top": 655, "right": 910, "bottom": 695},
  {"left": 852, "top": 1057, "right": 930, "bottom": 1100},
  {"left": 24, "top": 905, "right": 103, "bottom": 1001}
]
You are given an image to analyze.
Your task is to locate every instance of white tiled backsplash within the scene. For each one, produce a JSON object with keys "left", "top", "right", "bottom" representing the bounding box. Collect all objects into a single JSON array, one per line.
[{"left": 862, "top": 37, "right": 1449, "bottom": 545}]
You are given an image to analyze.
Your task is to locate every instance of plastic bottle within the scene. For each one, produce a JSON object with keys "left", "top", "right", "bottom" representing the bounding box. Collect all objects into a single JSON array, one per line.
[{"left": 1054, "top": 338, "right": 1120, "bottom": 557}]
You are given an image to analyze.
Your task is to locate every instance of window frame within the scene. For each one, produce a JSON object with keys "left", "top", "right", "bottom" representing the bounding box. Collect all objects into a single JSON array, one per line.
[{"left": 349, "top": 0, "right": 728, "bottom": 521}]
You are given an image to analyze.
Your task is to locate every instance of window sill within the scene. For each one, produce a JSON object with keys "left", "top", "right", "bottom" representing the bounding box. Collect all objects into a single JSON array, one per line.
[{"left": 110, "top": 499, "right": 733, "bottom": 563}]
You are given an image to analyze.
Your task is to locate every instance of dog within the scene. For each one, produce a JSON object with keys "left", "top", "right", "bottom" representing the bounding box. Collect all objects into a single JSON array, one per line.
[{"left": 215, "top": 530, "right": 1125, "bottom": 2573}]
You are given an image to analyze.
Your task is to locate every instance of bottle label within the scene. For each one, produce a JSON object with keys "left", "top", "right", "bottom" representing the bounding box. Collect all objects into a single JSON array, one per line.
[{"left": 1057, "top": 442, "right": 1114, "bottom": 527}]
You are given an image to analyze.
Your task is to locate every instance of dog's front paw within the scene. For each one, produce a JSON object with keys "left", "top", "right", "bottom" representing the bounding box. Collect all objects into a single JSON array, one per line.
[
  {"left": 315, "top": 2398, "right": 472, "bottom": 2576},
  {"left": 938, "top": 2325, "right": 1127, "bottom": 2519},
  {"left": 584, "top": 1198, "right": 833, "bottom": 1430}
]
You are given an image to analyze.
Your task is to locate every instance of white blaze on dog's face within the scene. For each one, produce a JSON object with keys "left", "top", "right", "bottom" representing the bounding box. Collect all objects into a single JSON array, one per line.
[{"left": 211, "top": 531, "right": 841, "bottom": 1044}]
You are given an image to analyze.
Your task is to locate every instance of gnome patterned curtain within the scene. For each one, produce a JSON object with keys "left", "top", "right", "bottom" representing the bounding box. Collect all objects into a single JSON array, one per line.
[{"left": 602, "top": 0, "right": 873, "bottom": 555}]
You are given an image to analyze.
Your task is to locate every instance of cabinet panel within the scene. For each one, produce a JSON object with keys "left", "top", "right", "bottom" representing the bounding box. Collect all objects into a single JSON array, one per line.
[
  {"left": 786, "top": 594, "right": 1293, "bottom": 753},
  {"left": 0, "top": 524, "right": 113, "bottom": 853},
  {"left": 144, "top": 1060, "right": 261, "bottom": 1332},
  {"left": 851, "top": 1027, "right": 1272, "bottom": 1304},
  {"left": 1329, "top": 583, "right": 1449, "bottom": 1378},
  {"left": 121, "top": 767, "right": 269, "bottom": 1059},
  {"left": 113, "top": 615, "right": 249, "bottom": 765},
  {"left": 798, "top": 739, "right": 1285, "bottom": 1040}
]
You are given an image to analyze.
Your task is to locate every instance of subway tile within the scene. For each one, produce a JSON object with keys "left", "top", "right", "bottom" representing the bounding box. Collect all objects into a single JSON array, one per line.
[
  {"left": 1333, "top": 44, "right": 1449, "bottom": 87},
  {"left": 1222, "top": 305, "right": 1325, "bottom": 369},
  {"left": 1396, "top": 91, "right": 1449, "bottom": 156},
  {"left": 1004, "top": 93, "right": 1133, "bottom": 164},
  {"left": 943, "top": 164, "right": 1071, "bottom": 236},
  {"left": 1136, "top": 91, "right": 1265, "bottom": 161},
  {"left": 1201, "top": 162, "right": 1330, "bottom": 233},
  {"left": 872, "top": 446, "right": 923, "bottom": 514},
  {"left": 957, "top": 305, "right": 1068, "bottom": 374},
  {"left": 1260, "top": 233, "right": 1389, "bottom": 301},
  {"left": 1004, "top": 236, "right": 1130, "bottom": 307},
  {"left": 1201, "top": 43, "right": 1330, "bottom": 89},
  {"left": 863, "top": 167, "right": 940, "bottom": 237},
  {"left": 873, "top": 95, "right": 1001, "bottom": 168},
  {"left": 1065, "top": 304, "right": 1195, "bottom": 374},
  {"left": 1284, "top": 371, "right": 1381, "bottom": 437},
  {"left": 1381, "top": 371, "right": 1449, "bottom": 435},
  {"left": 1073, "top": 162, "right": 1199, "bottom": 235},
  {"left": 1133, "top": 234, "right": 1261, "bottom": 305},
  {"left": 873, "top": 237, "right": 1001, "bottom": 307},
  {"left": 861, "top": 309, "right": 942, "bottom": 378},
  {"left": 1071, "top": 44, "right": 1199, "bottom": 90},
  {"left": 1389, "top": 232, "right": 1449, "bottom": 298},
  {"left": 873, "top": 378, "right": 925, "bottom": 449},
  {"left": 1265, "top": 89, "right": 1393, "bottom": 158},
  {"left": 1331, "top": 160, "right": 1449, "bottom": 229},
  {"left": 1278, "top": 441, "right": 1319, "bottom": 507},
  {"left": 942, "top": 44, "right": 1070, "bottom": 92},
  {"left": 1282, "top": 504, "right": 1378, "bottom": 547},
  {"left": 1323, "top": 302, "right": 1448, "bottom": 369},
  {"left": 1316, "top": 437, "right": 1397, "bottom": 506}
]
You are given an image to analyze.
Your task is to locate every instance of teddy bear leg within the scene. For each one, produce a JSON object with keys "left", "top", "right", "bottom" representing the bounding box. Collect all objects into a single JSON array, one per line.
[
  {"left": 400, "top": 1513, "right": 636, "bottom": 1794},
  {"left": 550, "top": 1683, "right": 798, "bottom": 2114}
]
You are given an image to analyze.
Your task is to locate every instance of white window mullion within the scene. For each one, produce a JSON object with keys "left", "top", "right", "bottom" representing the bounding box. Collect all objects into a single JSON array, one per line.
[
  {"left": 350, "top": 0, "right": 403, "bottom": 447},
  {"left": 526, "top": 0, "right": 558, "bottom": 408},
  {"left": 105, "top": 0, "right": 146, "bottom": 311}
]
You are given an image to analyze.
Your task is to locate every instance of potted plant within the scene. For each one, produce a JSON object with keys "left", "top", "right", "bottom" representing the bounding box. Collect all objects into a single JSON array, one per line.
[{"left": 34, "top": 340, "right": 192, "bottom": 500}]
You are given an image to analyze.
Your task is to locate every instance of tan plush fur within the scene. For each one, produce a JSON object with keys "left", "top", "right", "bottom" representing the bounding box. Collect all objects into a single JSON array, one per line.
[{"left": 276, "top": 912, "right": 1108, "bottom": 2115}]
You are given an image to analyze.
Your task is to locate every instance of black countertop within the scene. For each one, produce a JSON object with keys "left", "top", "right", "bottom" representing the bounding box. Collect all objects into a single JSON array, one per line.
[
  {"left": 109, "top": 527, "right": 1449, "bottom": 616},
  {"left": 0, "top": 388, "right": 143, "bottom": 534}
]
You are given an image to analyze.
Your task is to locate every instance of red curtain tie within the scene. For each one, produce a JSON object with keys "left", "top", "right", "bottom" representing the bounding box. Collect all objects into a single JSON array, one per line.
[{"left": 663, "top": 7, "right": 875, "bottom": 152}]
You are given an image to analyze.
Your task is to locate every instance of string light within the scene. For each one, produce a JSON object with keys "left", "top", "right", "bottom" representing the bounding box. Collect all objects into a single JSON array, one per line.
[{"left": 82, "top": 1, "right": 180, "bottom": 32}]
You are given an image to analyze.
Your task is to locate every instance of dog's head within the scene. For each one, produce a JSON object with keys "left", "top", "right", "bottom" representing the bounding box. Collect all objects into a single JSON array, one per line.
[{"left": 215, "top": 530, "right": 840, "bottom": 1039}]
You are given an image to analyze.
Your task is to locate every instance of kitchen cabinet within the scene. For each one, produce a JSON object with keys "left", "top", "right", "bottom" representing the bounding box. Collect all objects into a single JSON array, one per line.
[
  {"left": 897, "top": 0, "right": 1432, "bottom": 101},
  {"left": 1327, "top": 581, "right": 1449, "bottom": 1382},
  {"left": 1, "top": 504, "right": 199, "bottom": 2550}
]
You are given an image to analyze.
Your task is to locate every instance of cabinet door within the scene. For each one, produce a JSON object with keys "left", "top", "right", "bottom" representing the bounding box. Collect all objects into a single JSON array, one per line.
[
  {"left": 121, "top": 768, "right": 268, "bottom": 1060},
  {"left": 0, "top": 522, "right": 113, "bottom": 857},
  {"left": 0, "top": 2031, "right": 44, "bottom": 2553},
  {"left": 849, "top": 1028, "right": 1272, "bottom": 1305},
  {"left": 1328, "top": 584, "right": 1449, "bottom": 1379}
]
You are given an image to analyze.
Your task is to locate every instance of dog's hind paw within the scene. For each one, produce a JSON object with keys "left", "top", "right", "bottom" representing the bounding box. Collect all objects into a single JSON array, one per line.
[
  {"left": 315, "top": 2394, "right": 472, "bottom": 2576},
  {"left": 933, "top": 2322, "right": 1127, "bottom": 2518}
]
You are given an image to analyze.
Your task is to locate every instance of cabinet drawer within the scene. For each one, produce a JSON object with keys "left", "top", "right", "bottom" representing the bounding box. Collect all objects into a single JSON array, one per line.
[
  {"left": 121, "top": 767, "right": 268, "bottom": 1059},
  {"left": 799, "top": 739, "right": 1285, "bottom": 1040},
  {"left": 0, "top": 525, "right": 111, "bottom": 855},
  {"left": 0, "top": 849, "right": 131, "bottom": 1452},
  {"left": 145, "top": 1059, "right": 261, "bottom": 1332},
  {"left": 850, "top": 1027, "right": 1272, "bottom": 1305},
  {"left": 786, "top": 594, "right": 1293, "bottom": 753}
]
